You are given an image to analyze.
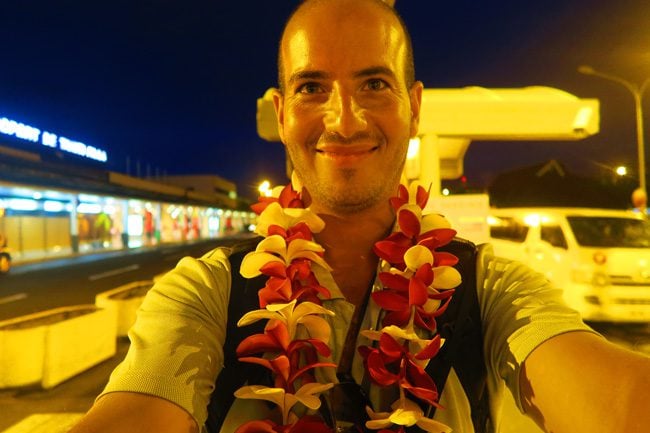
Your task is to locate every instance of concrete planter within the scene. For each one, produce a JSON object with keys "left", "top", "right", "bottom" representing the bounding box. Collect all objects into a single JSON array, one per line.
[
  {"left": 0, "top": 305, "right": 116, "bottom": 389},
  {"left": 95, "top": 280, "right": 153, "bottom": 337}
]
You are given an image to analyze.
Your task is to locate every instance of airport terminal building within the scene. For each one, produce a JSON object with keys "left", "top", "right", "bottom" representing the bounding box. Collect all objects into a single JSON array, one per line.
[{"left": 0, "top": 115, "right": 255, "bottom": 266}]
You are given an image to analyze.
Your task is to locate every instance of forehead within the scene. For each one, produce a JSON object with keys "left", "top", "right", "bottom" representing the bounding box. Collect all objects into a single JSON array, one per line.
[{"left": 280, "top": 1, "right": 407, "bottom": 83}]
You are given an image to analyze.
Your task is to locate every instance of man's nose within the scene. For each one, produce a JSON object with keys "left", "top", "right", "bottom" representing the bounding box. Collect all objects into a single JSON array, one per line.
[{"left": 323, "top": 86, "right": 368, "bottom": 138}]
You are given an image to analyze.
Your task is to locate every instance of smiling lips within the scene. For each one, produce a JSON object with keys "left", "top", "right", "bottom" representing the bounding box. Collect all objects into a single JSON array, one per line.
[{"left": 316, "top": 145, "right": 379, "bottom": 166}]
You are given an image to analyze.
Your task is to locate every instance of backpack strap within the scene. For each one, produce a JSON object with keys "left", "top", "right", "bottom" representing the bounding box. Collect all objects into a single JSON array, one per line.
[
  {"left": 205, "top": 236, "right": 267, "bottom": 433},
  {"left": 422, "top": 238, "right": 491, "bottom": 433}
]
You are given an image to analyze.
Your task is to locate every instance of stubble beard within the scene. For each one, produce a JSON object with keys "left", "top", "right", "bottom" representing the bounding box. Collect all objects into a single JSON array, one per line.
[
  {"left": 287, "top": 130, "right": 409, "bottom": 215},
  {"left": 292, "top": 155, "right": 405, "bottom": 216}
]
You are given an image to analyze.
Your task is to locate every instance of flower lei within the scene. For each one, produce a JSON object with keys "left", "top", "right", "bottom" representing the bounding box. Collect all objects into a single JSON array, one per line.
[{"left": 233, "top": 175, "right": 461, "bottom": 433}]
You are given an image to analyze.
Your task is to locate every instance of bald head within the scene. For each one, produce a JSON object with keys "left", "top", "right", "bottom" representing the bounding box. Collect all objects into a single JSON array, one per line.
[{"left": 277, "top": 0, "right": 415, "bottom": 94}]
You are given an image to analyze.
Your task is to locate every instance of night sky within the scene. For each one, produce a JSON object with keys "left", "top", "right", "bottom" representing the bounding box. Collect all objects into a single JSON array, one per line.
[{"left": 1, "top": 0, "right": 650, "bottom": 200}]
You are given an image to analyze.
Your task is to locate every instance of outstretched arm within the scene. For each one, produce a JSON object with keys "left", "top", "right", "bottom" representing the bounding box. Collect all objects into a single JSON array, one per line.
[
  {"left": 69, "top": 392, "right": 199, "bottom": 433},
  {"left": 521, "top": 330, "right": 650, "bottom": 433}
]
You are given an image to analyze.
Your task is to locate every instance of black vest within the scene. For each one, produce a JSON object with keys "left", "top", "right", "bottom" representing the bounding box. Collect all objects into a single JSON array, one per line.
[{"left": 205, "top": 237, "right": 490, "bottom": 433}]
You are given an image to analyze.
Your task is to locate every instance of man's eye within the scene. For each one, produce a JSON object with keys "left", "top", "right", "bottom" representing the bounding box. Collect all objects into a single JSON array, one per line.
[
  {"left": 364, "top": 79, "right": 388, "bottom": 91},
  {"left": 297, "top": 82, "right": 324, "bottom": 94}
]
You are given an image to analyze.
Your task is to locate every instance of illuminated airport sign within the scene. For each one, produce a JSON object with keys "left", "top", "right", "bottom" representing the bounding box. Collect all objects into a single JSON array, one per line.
[{"left": 0, "top": 116, "right": 108, "bottom": 163}]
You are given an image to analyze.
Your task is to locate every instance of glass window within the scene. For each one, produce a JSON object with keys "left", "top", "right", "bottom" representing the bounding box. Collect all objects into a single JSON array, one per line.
[
  {"left": 489, "top": 216, "right": 529, "bottom": 242},
  {"left": 541, "top": 225, "right": 568, "bottom": 249},
  {"left": 567, "top": 216, "right": 650, "bottom": 248}
]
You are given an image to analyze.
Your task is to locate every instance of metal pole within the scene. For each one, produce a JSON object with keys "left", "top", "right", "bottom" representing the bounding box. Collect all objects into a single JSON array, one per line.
[
  {"left": 578, "top": 66, "right": 648, "bottom": 199},
  {"left": 634, "top": 91, "right": 646, "bottom": 193}
]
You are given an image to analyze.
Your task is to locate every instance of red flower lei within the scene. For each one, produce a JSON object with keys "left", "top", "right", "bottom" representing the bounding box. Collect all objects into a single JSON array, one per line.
[{"left": 233, "top": 179, "right": 460, "bottom": 433}]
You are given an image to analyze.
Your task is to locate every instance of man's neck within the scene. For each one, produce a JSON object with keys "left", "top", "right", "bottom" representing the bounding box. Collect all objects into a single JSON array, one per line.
[{"left": 312, "top": 203, "right": 395, "bottom": 307}]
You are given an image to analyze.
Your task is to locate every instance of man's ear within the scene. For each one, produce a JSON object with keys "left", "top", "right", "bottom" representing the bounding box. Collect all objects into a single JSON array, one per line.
[
  {"left": 409, "top": 80, "right": 424, "bottom": 138},
  {"left": 272, "top": 88, "right": 285, "bottom": 143}
]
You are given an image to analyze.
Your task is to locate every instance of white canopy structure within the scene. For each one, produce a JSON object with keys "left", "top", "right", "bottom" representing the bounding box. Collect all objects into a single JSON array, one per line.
[{"left": 256, "top": 86, "right": 599, "bottom": 191}]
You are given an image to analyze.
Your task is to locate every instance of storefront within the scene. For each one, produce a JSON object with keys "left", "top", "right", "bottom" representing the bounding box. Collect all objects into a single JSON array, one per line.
[{"left": 0, "top": 182, "right": 256, "bottom": 264}]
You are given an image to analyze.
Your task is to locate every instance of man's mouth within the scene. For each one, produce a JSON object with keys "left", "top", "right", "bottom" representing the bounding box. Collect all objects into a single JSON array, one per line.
[{"left": 316, "top": 145, "right": 379, "bottom": 164}]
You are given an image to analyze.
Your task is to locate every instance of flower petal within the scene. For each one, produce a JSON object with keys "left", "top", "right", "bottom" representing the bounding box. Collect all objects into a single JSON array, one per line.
[
  {"left": 403, "top": 245, "right": 433, "bottom": 271},
  {"left": 238, "top": 309, "right": 278, "bottom": 327},
  {"left": 398, "top": 207, "right": 421, "bottom": 239},
  {"left": 431, "top": 266, "right": 462, "bottom": 289},
  {"left": 298, "top": 315, "right": 332, "bottom": 343},
  {"left": 241, "top": 252, "right": 284, "bottom": 279},
  {"left": 234, "top": 385, "right": 286, "bottom": 406},
  {"left": 409, "top": 276, "right": 429, "bottom": 307},
  {"left": 420, "top": 214, "right": 452, "bottom": 233},
  {"left": 294, "top": 382, "right": 334, "bottom": 410},
  {"left": 415, "top": 184, "right": 430, "bottom": 209}
]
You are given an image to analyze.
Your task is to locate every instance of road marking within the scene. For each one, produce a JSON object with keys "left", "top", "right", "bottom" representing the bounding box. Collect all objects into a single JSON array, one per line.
[
  {"left": 89, "top": 264, "right": 140, "bottom": 281},
  {"left": 0, "top": 293, "right": 28, "bottom": 305}
]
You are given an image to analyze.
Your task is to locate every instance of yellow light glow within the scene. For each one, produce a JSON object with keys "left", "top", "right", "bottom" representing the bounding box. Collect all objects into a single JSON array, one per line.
[
  {"left": 523, "top": 214, "right": 541, "bottom": 227},
  {"left": 615, "top": 166, "right": 627, "bottom": 176},
  {"left": 258, "top": 180, "right": 272, "bottom": 197},
  {"left": 407, "top": 137, "right": 420, "bottom": 160}
]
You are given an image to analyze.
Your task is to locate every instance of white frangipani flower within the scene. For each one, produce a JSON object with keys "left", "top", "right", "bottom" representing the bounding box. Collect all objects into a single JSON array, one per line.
[
  {"left": 235, "top": 382, "right": 333, "bottom": 425},
  {"left": 255, "top": 202, "right": 325, "bottom": 237},
  {"left": 240, "top": 235, "right": 331, "bottom": 279},
  {"left": 366, "top": 398, "right": 452, "bottom": 433},
  {"left": 237, "top": 299, "right": 334, "bottom": 341}
]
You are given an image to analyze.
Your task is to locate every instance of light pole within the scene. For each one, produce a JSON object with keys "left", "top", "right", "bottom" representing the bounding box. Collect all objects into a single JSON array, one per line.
[{"left": 578, "top": 65, "right": 650, "bottom": 195}]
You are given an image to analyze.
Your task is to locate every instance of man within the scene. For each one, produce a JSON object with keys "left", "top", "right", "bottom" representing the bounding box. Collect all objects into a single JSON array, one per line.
[{"left": 71, "top": 1, "right": 650, "bottom": 432}]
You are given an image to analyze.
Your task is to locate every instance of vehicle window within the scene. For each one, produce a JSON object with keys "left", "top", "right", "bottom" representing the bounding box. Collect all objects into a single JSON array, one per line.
[
  {"left": 566, "top": 216, "right": 650, "bottom": 248},
  {"left": 489, "top": 216, "right": 529, "bottom": 242},
  {"left": 541, "top": 225, "right": 568, "bottom": 249}
]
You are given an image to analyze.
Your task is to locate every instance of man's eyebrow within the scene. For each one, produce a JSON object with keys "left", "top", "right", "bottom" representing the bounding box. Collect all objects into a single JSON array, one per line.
[
  {"left": 287, "top": 70, "right": 330, "bottom": 86},
  {"left": 354, "top": 66, "right": 397, "bottom": 80}
]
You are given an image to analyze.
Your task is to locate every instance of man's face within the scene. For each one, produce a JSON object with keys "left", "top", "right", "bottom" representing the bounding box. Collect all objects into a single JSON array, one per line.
[{"left": 274, "top": 1, "right": 422, "bottom": 215}]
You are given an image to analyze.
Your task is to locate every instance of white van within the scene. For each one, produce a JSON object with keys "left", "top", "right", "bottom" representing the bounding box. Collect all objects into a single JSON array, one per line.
[{"left": 488, "top": 207, "right": 650, "bottom": 322}]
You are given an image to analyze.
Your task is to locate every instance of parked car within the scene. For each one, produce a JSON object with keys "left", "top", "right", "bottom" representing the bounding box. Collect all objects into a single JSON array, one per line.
[{"left": 488, "top": 207, "right": 650, "bottom": 322}]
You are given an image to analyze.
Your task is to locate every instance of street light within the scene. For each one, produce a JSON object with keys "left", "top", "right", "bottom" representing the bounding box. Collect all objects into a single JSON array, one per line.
[
  {"left": 258, "top": 180, "right": 272, "bottom": 197},
  {"left": 578, "top": 65, "right": 650, "bottom": 194}
]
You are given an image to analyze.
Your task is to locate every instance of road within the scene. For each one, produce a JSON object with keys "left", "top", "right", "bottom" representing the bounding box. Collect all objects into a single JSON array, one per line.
[{"left": 0, "top": 235, "right": 253, "bottom": 321}]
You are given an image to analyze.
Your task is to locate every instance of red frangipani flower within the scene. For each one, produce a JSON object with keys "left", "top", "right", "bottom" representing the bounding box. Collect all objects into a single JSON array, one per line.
[
  {"left": 257, "top": 259, "right": 331, "bottom": 307},
  {"left": 373, "top": 261, "right": 455, "bottom": 332},
  {"left": 268, "top": 222, "right": 314, "bottom": 242},
  {"left": 374, "top": 219, "right": 457, "bottom": 271},
  {"left": 389, "top": 183, "right": 430, "bottom": 212},
  {"left": 237, "top": 320, "right": 334, "bottom": 388},
  {"left": 359, "top": 332, "right": 442, "bottom": 407},
  {"left": 252, "top": 183, "right": 305, "bottom": 215},
  {"left": 239, "top": 352, "right": 335, "bottom": 393}
]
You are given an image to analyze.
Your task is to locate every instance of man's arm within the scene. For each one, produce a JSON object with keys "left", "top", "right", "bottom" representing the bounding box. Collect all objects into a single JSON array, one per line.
[
  {"left": 521, "top": 330, "right": 650, "bottom": 433},
  {"left": 69, "top": 392, "right": 199, "bottom": 433}
]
